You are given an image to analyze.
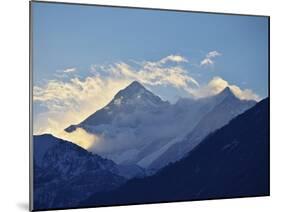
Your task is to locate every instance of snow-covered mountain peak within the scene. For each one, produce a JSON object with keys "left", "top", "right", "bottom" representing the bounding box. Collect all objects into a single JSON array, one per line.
[
  {"left": 110, "top": 81, "right": 167, "bottom": 107},
  {"left": 64, "top": 81, "right": 169, "bottom": 132}
]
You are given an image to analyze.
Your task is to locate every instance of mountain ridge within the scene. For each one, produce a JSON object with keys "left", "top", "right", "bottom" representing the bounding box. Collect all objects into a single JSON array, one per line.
[
  {"left": 63, "top": 81, "right": 257, "bottom": 172},
  {"left": 142, "top": 86, "right": 256, "bottom": 170},
  {"left": 33, "top": 134, "right": 127, "bottom": 210},
  {"left": 81, "top": 97, "right": 269, "bottom": 207}
]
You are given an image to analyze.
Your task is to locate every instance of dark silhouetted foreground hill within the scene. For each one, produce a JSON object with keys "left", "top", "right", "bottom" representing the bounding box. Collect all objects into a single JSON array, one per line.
[{"left": 33, "top": 134, "right": 126, "bottom": 210}]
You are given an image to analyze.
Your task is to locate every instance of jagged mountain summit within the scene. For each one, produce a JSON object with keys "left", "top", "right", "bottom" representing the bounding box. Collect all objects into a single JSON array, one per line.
[
  {"left": 113, "top": 81, "right": 167, "bottom": 107},
  {"left": 215, "top": 86, "right": 234, "bottom": 99},
  {"left": 63, "top": 82, "right": 256, "bottom": 172},
  {"left": 65, "top": 81, "right": 169, "bottom": 133}
]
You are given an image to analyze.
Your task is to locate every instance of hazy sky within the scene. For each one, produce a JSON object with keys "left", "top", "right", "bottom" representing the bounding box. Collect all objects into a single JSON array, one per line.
[{"left": 31, "top": 2, "right": 269, "bottom": 136}]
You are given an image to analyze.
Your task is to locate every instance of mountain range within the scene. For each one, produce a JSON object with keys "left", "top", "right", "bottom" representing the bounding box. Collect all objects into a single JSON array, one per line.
[
  {"left": 82, "top": 97, "right": 269, "bottom": 207},
  {"left": 33, "top": 81, "right": 268, "bottom": 210},
  {"left": 64, "top": 81, "right": 256, "bottom": 171}
]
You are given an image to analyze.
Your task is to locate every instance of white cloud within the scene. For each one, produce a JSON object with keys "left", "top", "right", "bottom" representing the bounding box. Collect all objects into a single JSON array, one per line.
[
  {"left": 200, "top": 58, "right": 214, "bottom": 66},
  {"left": 192, "top": 76, "right": 260, "bottom": 101},
  {"left": 111, "top": 61, "right": 199, "bottom": 89},
  {"left": 200, "top": 50, "right": 222, "bottom": 67},
  {"left": 160, "top": 55, "right": 188, "bottom": 64},
  {"left": 53, "top": 67, "right": 77, "bottom": 78},
  {"left": 62, "top": 67, "right": 76, "bottom": 73},
  {"left": 91, "top": 54, "right": 197, "bottom": 90},
  {"left": 55, "top": 67, "right": 77, "bottom": 75},
  {"left": 206, "top": 51, "right": 221, "bottom": 58}
]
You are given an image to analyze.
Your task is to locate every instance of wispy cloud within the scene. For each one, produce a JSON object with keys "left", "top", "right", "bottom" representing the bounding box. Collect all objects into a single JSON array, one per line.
[
  {"left": 62, "top": 67, "right": 76, "bottom": 73},
  {"left": 200, "top": 51, "right": 222, "bottom": 67},
  {"left": 160, "top": 55, "right": 188, "bottom": 64},
  {"left": 206, "top": 51, "right": 221, "bottom": 58},
  {"left": 53, "top": 67, "right": 77, "bottom": 78},
  {"left": 200, "top": 58, "right": 214, "bottom": 66},
  {"left": 91, "top": 54, "right": 197, "bottom": 89},
  {"left": 33, "top": 54, "right": 259, "bottom": 148}
]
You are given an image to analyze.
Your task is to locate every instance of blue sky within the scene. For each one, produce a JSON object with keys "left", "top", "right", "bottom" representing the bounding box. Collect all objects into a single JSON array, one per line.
[{"left": 31, "top": 2, "right": 269, "bottom": 134}]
